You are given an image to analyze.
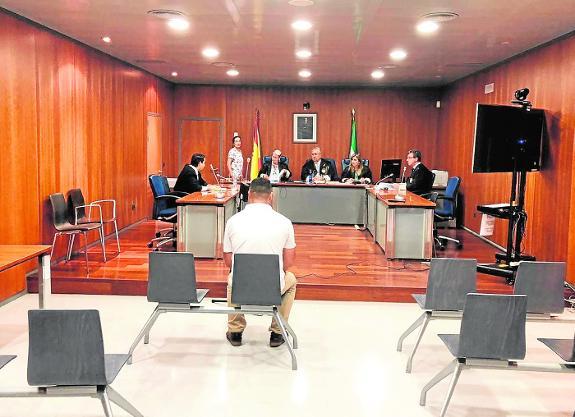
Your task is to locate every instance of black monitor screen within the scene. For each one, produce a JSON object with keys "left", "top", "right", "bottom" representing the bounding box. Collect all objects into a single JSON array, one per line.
[
  {"left": 472, "top": 104, "right": 546, "bottom": 173},
  {"left": 380, "top": 159, "right": 402, "bottom": 181}
]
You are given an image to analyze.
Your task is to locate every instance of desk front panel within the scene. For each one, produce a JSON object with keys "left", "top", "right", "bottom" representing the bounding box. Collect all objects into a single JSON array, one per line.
[{"left": 273, "top": 184, "right": 366, "bottom": 224}]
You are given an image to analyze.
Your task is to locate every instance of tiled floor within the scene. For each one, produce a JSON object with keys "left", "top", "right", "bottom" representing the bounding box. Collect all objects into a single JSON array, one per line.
[{"left": 0, "top": 294, "right": 573, "bottom": 417}]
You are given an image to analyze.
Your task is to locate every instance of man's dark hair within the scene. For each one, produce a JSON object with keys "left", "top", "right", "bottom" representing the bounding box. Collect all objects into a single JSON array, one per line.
[
  {"left": 249, "top": 177, "right": 272, "bottom": 195},
  {"left": 190, "top": 153, "right": 205, "bottom": 167},
  {"left": 408, "top": 149, "right": 422, "bottom": 161}
]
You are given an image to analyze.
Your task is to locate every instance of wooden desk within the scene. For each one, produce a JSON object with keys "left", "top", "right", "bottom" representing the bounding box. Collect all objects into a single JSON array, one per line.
[
  {"left": 366, "top": 189, "right": 435, "bottom": 260},
  {"left": 176, "top": 190, "right": 238, "bottom": 258},
  {"left": 272, "top": 182, "right": 367, "bottom": 224},
  {"left": 0, "top": 245, "right": 51, "bottom": 308}
]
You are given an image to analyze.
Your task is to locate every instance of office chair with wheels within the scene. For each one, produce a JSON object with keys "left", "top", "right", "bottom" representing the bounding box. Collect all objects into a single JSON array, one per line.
[
  {"left": 148, "top": 175, "right": 187, "bottom": 250},
  {"left": 341, "top": 158, "right": 369, "bottom": 172},
  {"left": 433, "top": 176, "right": 462, "bottom": 250}
]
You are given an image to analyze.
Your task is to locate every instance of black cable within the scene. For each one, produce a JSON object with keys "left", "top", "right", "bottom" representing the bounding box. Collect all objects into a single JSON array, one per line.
[{"left": 295, "top": 260, "right": 429, "bottom": 280}]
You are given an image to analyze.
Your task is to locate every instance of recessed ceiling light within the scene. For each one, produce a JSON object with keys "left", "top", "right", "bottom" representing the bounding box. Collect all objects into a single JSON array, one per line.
[
  {"left": 102, "top": 36, "right": 111, "bottom": 43},
  {"left": 202, "top": 47, "right": 220, "bottom": 59},
  {"left": 295, "top": 49, "right": 312, "bottom": 59},
  {"left": 291, "top": 20, "right": 313, "bottom": 31},
  {"left": 416, "top": 20, "right": 439, "bottom": 34},
  {"left": 371, "top": 69, "right": 384, "bottom": 79},
  {"left": 171, "top": 71, "right": 178, "bottom": 77},
  {"left": 167, "top": 18, "right": 190, "bottom": 31},
  {"left": 389, "top": 49, "right": 407, "bottom": 61},
  {"left": 421, "top": 12, "right": 459, "bottom": 23},
  {"left": 227, "top": 69, "right": 239, "bottom": 77},
  {"left": 298, "top": 69, "right": 312, "bottom": 78}
]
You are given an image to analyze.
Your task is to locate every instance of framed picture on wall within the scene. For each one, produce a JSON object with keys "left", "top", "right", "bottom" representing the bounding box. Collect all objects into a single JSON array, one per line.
[{"left": 293, "top": 113, "right": 317, "bottom": 143}]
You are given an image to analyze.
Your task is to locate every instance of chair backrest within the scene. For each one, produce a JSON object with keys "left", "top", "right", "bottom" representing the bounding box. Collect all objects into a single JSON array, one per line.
[
  {"left": 49, "top": 193, "right": 72, "bottom": 230},
  {"left": 149, "top": 175, "right": 173, "bottom": 219},
  {"left": 324, "top": 158, "right": 339, "bottom": 180},
  {"left": 458, "top": 293, "right": 527, "bottom": 360},
  {"left": 342, "top": 158, "right": 370, "bottom": 172},
  {"left": 231, "top": 254, "right": 282, "bottom": 306},
  {"left": 27, "top": 309, "right": 107, "bottom": 386},
  {"left": 263, "top": 155, "right": 289, "bottom": 166},
  {"left": 437, "top": 176, "right": 460, "bottom": 216},
  {"left": 513, "top": 261, "right": 565, "bottom": 314},
  {"left": 424, "top": 258, "right": 477, "bottom": 310},
  {"left": 147, "top": 252, "right": 200, "bottom": 303},
  {"left": 67, "top": 188, "right": 87, "bottom": 223}
]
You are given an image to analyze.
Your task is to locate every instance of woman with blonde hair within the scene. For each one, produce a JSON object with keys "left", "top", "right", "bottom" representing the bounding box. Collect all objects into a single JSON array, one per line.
[{"left": 341, "top": 154, "right": 372, "bottom": 184}]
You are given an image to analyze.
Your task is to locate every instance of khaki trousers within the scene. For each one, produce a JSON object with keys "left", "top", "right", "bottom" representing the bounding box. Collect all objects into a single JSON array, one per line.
[{"left": 227, "top": 271, "right": 297, "bottom": 334}]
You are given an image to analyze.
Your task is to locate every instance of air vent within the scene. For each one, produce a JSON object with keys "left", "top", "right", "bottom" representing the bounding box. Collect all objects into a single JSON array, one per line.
[
  {"left": 288, "top": 0, "right": 314, "bottom": 6},
  {"left": 211, "top": 62, "right": 235, "bottom": 68},
  {"left": 135, "top": 59, "right": 168, "bottom": 65},
  {"left": 147, "top": 9, "right": 186, "bottom": 19},
  {"left": 421, "top": 12, "right": 459, "bottom": 22}
]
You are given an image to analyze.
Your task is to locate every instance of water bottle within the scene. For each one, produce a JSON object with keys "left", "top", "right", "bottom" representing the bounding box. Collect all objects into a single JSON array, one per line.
[{"left": 306, "top": 174, "right": 312, "bottom": 184}]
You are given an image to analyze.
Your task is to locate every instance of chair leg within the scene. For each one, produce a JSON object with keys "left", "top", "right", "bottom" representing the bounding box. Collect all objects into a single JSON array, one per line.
[
  {"left": 397, "top": 312, "right": 427, "bottom": 352},
  {"left": 66, "top": 234, "right": 75, "bottom": 262},
  {"left": 127, "top": 307, "right": 161, "bottom": 364},
  {"left": 420, "top": 358, "right": 459, "bottom": 406},
  {"left": 82, "top": 232, "right": 90, "bottom": 275},
  {"left": 50, "top": 234, "right": 59, "bottom": 261},
  {"left": 98, "top": 227, "right": 107, "bottom": 262},
  {"left": 273, "top": 310, "right": 297, "bottom": 370},
  {"left": 106, "top": 386, "right": 144, "bottom": 417},
  {"left": 99, "top": 389, "right": 114, "bottom": 417},
  {"left": 113, "top": 219, "right": 121, "bottom": 253},
  {"left": 282, "top": 319, "right": 298, "bottom": 349},
  {"left": 406, "top": 312, "right": 431, "bottom": 373},
  {"left": 439, "top": 362, "right": 463, "bottom": 417}
]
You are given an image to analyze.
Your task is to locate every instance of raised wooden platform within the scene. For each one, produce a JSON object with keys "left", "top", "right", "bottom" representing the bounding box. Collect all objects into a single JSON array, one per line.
[{"left": 27, "top": 220, "right": 513, "bottom": 302}]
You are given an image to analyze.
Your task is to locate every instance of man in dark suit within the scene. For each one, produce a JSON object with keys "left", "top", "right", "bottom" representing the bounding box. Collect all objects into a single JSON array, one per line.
[
  {"left": 174, "top": 153, "right": 210, "bottom": 194},
  {"left": 405, "top": 149, "right": 434, "bottom": 195},
  {"left": 300, "top": 147, "right": 336, "bottom": 182},
  {"left": 258, "top": 149, "right": 292, "bottom": 182}
]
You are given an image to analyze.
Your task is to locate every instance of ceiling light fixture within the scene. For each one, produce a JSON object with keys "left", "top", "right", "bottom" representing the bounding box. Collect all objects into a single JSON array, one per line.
[
  {"left": 295, "top": 49, "right": 312, "bottom": 59},
  {"left": 171, "top": 72, "right": 178, "bottom": 77},
  {"left": 227, "top": 69, "right": 239, "bottom": 77},
  {"left": 416, "top": 20, "right": 439, "bottom": 34},
  {"left": 371, "top": 69, "right": 384, "bottom": 79},
  {"left": 202, "top": 47, "right": 220, "bottom": 59},
  {"left": 288, "top": 0, "right": 314, "bottom": 6},
  {"left": 291, "top": 20, "right": 313, "bottom": 31},
  {"left": 167, "top": 18, "right": 190, "bottom": 31},
  {"left": 389, "top": 49, "right": 407, "bottom": 61},
  {"left": 298, "top": 69, "right": 312, "bottom": 78},
  {"left": 102, "top": 36, "right": 111, "bottom": 43}
]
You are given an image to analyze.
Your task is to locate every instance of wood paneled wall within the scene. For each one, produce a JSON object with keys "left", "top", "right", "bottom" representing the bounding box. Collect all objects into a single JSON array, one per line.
[
  {"left": 438, "top": 33, "right": 575, "bottom": 282},
  {"left": 0, "top": 10, "right": 174, "bottom": 301},
  {"left": 170, "top": 85, "right": 441, "bottom": 180}
]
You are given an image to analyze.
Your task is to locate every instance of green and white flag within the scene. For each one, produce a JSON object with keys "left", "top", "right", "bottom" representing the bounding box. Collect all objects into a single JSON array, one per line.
[{"left": 349, "top": 108, "right": 358, "bottom": 157}]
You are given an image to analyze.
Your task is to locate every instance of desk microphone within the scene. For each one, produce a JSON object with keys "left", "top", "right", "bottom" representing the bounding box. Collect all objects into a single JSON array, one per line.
[
  {"left": 375, "top": 173, "right": 394, "bottom": 185},
  {"left": 244, "top": 157, "right": 251, "bottom": 180},
  {"left": 400, "top": 166, "right": 407, "bottom": 183}
]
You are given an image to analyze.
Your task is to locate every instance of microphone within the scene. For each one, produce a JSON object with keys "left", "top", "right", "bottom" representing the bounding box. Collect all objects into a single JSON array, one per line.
[
  {"left": 375, "top": 173, "right": 394, "bottom": 185},
  {"left": 400, "top": 166, "right": 407, "bottom": 183},
  {"left": 244, "top": 157, "right": 251, "bottom": 180}
]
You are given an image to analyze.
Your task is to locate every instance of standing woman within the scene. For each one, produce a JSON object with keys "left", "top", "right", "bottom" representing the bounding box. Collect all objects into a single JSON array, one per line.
[
  {"left": 341, "top": 154, "right": 373, "bottom": 184},
  {"left": 227, "top": 132, "right": 244, "bottom": 180}
]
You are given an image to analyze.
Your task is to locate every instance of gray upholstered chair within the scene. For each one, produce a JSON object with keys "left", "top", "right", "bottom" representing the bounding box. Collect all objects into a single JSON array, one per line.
[
  {"left": 0, "top": 310, "right": 142, "bottom": 417},
  {"left": 514, "top": 261, "right": 566, "bottom": 316},
  {"left": 420, "top": 293, "right": 527, "bottom": 417},
  {"left": 127, "top": 252, "right": 298, "bottom": 370},
  {"left": 0, "top": 356, "right": 16, "bottom": 371},
  {"left": 397, "top": 258, "right": 477, "bottom": 372}
]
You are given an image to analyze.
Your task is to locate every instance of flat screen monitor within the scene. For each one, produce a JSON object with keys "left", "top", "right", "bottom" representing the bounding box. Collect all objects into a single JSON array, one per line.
[
  {"left": 472, "top": 104, "right": 546, "bottom": 173},
  {"left": 380, "top": 159, "right": 402, "bottom": 182}
]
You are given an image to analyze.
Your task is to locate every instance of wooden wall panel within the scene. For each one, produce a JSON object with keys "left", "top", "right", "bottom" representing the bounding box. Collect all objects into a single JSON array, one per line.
[
  {"left": 438, "top": 33, "right": 575, "bottom": 281},
  {"left": 170, "top": 85, "right": 441, "bottom": 180},
  {"left": 0, "top": 9, "right": 175, "bottom": 301}
]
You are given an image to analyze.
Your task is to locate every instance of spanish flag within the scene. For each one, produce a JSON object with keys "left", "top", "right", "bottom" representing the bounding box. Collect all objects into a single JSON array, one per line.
[{"left": 249, "top": 110, "right": 263, "bottom": 180}]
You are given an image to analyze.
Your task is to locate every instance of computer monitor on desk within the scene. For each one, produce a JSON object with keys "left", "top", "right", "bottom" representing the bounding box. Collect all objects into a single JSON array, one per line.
[{"left": 380, "top": 159, "right": 402, "bottom": 182}]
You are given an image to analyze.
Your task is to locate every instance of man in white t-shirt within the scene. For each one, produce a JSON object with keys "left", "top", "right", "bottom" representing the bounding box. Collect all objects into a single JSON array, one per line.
[{"left": 223, "top": 178, "right": 297, "bottom": 347}]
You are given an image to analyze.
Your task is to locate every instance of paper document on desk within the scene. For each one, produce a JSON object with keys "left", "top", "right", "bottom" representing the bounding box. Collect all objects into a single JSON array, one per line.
[{"left": 479, "top": 214, "right": 495, "bottom": 236}]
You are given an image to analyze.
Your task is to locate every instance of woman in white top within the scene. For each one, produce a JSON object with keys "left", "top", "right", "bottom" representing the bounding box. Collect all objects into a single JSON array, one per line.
[{"left": 227, "top": 134, "right": 244, "bottom": 180}]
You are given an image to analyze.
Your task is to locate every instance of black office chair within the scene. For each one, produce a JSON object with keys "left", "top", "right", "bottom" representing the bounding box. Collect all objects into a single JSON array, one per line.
[
  {"left": 147, "top": 175, "right": 187, "bottom": 250},
  {"left": 433, "top": 176, "right": 462, "bottom": 250},
  {"left": 341, "top": 158, "right": 369, "bottom": 172},
  {"left": 263, "top": 155, "right": 289, "bottom": 166}
]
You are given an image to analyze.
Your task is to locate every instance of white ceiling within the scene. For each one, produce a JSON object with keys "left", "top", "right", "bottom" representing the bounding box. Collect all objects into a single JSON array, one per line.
[{"left": 2, "top": 0, "right": 575, "bottom": 87}]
